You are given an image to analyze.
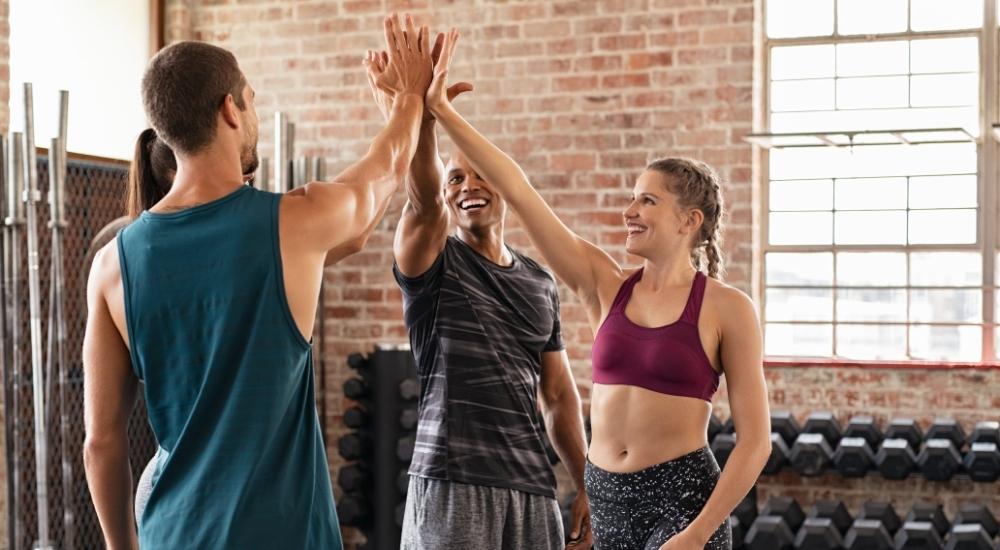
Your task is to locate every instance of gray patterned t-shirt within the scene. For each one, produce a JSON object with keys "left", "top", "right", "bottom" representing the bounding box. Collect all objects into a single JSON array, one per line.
[{"left": 393, "top": 236, "right": 564, "bottom": 498}]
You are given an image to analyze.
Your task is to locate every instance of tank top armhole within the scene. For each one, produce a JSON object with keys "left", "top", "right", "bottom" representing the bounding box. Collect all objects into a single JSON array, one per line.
[
  {"left": 270, "top": 193, "right": 312, "bottom": 350},
  {"left": 116, "top": 227, "right": 144, "bottom": 380}
]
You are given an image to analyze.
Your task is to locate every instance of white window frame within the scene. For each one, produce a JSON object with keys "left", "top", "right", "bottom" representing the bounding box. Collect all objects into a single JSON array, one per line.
[{"left": 757, "top": 0, "right": 1000, "bottom": 362}]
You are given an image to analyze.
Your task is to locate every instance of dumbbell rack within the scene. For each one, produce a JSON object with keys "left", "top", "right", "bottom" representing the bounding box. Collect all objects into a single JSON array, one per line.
[{"left": 336, "top": 346, "right": 419, "bottom": 550}]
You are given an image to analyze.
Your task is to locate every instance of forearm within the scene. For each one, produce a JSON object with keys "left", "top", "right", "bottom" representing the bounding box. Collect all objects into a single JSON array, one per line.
[
  {"left": 84, "top": 438, "right": 137, "bottom": 550},
  {"left": 542, "top": 391, "right": 588, "bottom": 490},
  {"left": 406, "top": 119, "right": 446, "bottom": 212},
  {"left": 686, "top": 437, "right": 769, "bottom": 543}
]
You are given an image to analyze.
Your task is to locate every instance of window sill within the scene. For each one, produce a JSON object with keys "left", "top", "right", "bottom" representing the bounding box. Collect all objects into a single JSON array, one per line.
[{"left": 764, "top": 357, "right": 1000, "bottom": 370}]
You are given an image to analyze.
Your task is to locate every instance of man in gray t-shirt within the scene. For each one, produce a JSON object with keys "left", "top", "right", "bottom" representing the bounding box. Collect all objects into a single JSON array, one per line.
[{"left": 366, "top": 41, "right": 592, "bottom": 550}]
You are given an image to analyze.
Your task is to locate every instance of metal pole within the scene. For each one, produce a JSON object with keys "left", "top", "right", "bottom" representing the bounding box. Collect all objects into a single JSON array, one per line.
[
  {"left": 0, "top": 134, "right": 16, "bottom": 550},
  {"left": 273, "top": 112, "right": 286, "bottom": 194},
  {"left": 285, "top": 122, "right": 295, "bottom": 193},
  {"left": 22, "top": 82, "right": 53, "bottom": 550},
  {"left": 5, "top": 132, "right": 25, "bottom": 549},
  {"left": 256, "top": 157, "right": 270, "bottom": 191}
]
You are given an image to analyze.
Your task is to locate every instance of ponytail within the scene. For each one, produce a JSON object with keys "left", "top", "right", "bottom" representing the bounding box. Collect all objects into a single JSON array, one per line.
[{"left": 126, "top": 128, "right": 175, "bottom": 218}]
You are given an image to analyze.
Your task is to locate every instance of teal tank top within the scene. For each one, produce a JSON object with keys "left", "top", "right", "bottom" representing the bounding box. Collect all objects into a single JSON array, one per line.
[{"left": 117, "top": 185, "right": 342, "bottom": 549}]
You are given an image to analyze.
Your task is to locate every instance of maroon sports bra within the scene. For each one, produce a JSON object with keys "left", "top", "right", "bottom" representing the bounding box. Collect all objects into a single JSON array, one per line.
[{"left": 591, "top": 269, "right": 720, "bottom": 401}]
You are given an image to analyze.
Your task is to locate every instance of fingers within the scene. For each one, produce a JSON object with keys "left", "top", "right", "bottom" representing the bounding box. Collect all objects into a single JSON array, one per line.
[
  {"left": 446, "top": 81, "right": 474, "bottom": 101},
  {"left": 435, "top": 28, "right": 460, "bottom": 75},
  {"left": 383, "top": 15, "right": 400, "bottom": 60},
  {"left": 404, "top": 14, "right": 417, "bottom": 50},
  {"left": 419, "top": 25, "right": 429, "bottom": 55},
  {"left": 431, "top": 32, "right": 445, "bottom": 63}
]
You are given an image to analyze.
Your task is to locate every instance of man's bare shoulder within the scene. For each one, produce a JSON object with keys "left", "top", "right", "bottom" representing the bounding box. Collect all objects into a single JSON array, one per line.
[{"left": 88, "top": 239, "right": 122, "bottom": 296}]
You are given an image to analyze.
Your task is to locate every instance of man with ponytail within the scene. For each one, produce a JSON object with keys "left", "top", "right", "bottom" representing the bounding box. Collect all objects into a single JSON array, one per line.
[
  {"left": 83, "top": 14, "right": 436, "bottom": 549},
  {"left": 425, "top": 49, "right": 771, "bottom": 548}
]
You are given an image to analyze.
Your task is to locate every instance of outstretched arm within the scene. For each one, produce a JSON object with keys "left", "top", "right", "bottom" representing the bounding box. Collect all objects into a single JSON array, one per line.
[
  {"left": 281, "top": 15, "right": 433, "bottom": 261},
  {"left": 426, "top": 36, "right": 621, "bottom": 304}
]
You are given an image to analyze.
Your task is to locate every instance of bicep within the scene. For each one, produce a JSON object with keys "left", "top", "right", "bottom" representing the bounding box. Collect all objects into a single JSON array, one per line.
[
  {"left": 393, "top": 201, "right": 449, "bottom": 278},
  {"left": 719, "top": 293, "right": 770, "bottom": 442},
  {"left": 282, "top": 181, "right": 368, "bottom": 255},
  {"left": 83, "top": 265, "right": 138, "bottom": 442}
]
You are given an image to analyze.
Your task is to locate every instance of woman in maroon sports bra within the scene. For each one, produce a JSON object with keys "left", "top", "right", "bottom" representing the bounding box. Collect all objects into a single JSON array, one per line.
[{"left": 429, "top": 75, "right": 771, "bottom": 549}]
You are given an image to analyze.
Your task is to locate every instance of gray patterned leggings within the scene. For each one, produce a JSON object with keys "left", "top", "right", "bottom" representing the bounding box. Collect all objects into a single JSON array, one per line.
[{"left": 584, "top": 447, "right": 732, "bottom": 549}]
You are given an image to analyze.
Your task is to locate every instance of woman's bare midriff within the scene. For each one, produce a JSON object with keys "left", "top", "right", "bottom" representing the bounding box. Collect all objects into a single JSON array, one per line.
[{"left": 588, "top": 383, "right": 714, "bottom": 473}]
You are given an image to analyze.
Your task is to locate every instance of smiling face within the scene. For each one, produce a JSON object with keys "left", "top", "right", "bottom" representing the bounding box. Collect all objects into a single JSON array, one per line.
[
  {"left": 444, "top": 151, "right": 507, "bottom": 232},
  {"left": 622, "top": 169, "right": 704, "bottom": 260}
]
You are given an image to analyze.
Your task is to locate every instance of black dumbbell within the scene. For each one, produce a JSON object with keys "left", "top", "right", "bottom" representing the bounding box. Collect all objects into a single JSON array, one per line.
[
  {"left": 919, "top": 418, "right": 966, "bottom": 481},
  {"left": 835, "top": 416, "right": 882, "bottom": 478},
  {"left": 347, "top": 352, "right": 369, "bottom": 371},
  {"left": 763, "top": 432, "right": 790, "bottom": 475},
  {"left": 945, "top": 524, "right": 994, "bottom": 550},
  {"left": 396, "top": 435, "right": 416, "bottom": 461},
  {"left": 343, "top": 406, "right": 369, "bottom": 429},
  {"left": 772, "top": 410, "right": 803, "bottom": 448},
  {"left": 733, "top": 485, "right": 758, "bottom": 529},
  {"left": 906, "top": 503, "right": 951, "bottom": 539},
  {"left": 746, "top": 516, "right": 795, "bottom": 550},
  {"left": 846, "top": 416, "right": 884, "bottom": 449},
  {"left": 338, "top": 433, "right": 371, "bottom": 460},
  {"left": 400, "top": 407, "right": 418, "bottom": 430},
  {"left": 808, "top": 500, "right": 853, "bottom": 535},
  {"left": 844, "top": 519, "right": 894, "bottom": 550},
  {"left": 789, "top": 412, "right": 842, "bottom": 476},
  {"left": 712, "top": 433, "right": 737, "bottom": 469},
  {"left": 953, "top": 504, "right": 998, "bottom": 538},
  {"left": 964, "top": 441, "right": 1000, "bottom": 482},
  {"left": 343, "top": 377, "right": 368, "bottom": 399},
  {"left": 708, "top": 413, "right": 723, "bottom": 442},
  {"left": 337, "top": 494, "right": 371, "bottom": 526},
  {"left": 918, "top": 439, "right": 963, "bottom": 482},
  {"left": 858, "top": 501, "right": 902, "bottom": 536},
  {"left": 337, "top": 465, "right": 369, "bottom": 493},
  {"left": 886, "top": 418, "right": 924, "bottom": 449},
  {"left": 877, "top": 420, "right": 920, "bottom": 480},
  {"left": 399, "top": 378, "right": 420, "bottom": 400},
  {"left": 762, "top": 496, "right": 806, "bottom": 533},
  {"left": 894, "top": 521, "right": 944, "bottom": 550},
  {"left": 969, "top": 421, "right": 999, "bottom": 446},
  {"left": 794, "top": 518, "right": 843, "bottom": 550}
]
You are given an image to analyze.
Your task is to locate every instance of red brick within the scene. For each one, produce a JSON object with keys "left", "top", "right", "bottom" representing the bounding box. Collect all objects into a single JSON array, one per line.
[
  {"left": 598, "top": 34, "right": 647, "bottom": 51},
  {"left": 573, "top": 16, "right": 624, "bottom": 35}
]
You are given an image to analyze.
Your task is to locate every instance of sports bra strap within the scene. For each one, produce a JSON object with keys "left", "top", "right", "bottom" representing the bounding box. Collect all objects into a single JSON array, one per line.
[
  {"left": 680, "top": 271, "right": 708, "bottom": 324},
  {"left": 609, "top": 269, "right": 644, "bottom": 314}
]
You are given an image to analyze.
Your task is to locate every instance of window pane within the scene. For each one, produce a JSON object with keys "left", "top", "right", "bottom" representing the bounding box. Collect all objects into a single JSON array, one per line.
[
  {"left": 770, "top": 179, "right": 832, "bottom": 211},
  {"left": 835, "top": 178, "right": 907, "bottom": 210},
  {"left": 836, "top": 41, "right": 908, "bottom": 77},
  {"left": 766, "top": 253, "right": 834, "bottom": 286},
  {"left": 771, "top": 107, "right": 978, "bottom": 134},
  {"left": 911, "top": 0, "right": 983, "bottom": 31},
  {"left": 771, "top": 143, "right": 976, "bottom": 180},
  {"left": 837, "top": 324, "right": 907, "bottom": 359},
  {"left": 835, "top": 211, "right": 907, "bottom": 245},
  {"left": 766, "top": 323, "right": 833, "bottom": 356},
  {"left": 909, "top": 209, "right": 977, "bottom": 244},
  {"left": 911, "top": 252, "right": 982, "bottom": 287},
  {"left": 766, "top": 0, "right": 834, "bottom": 38},
  {"left": 766, "top": 288, "right": 833, "bottom": 321},
  {"left": 910, "top": 325, "right": 981, "bottom": 361},
  {"left": 909, "top": 175, "right": 977, "bottom": 209},
  {"left": 911, "top": 289, "right": 981, "bottom": 322},
  {"left": 837, "top": 289, "right": 907, "bottom": 321},
  {"left": 911, "top": 37, "right": 979, "bottom": 74},
  {"left": 772, "top": 80, "right": 835, "bottom": 111},
  {"left": 838, "top": 0, "right": 907, "bottom": 35},
  {"left": 837, "top": 252, "right": 907, "bottom": 286},
  {"left": 770, "top": 212, "right": 833, "bottom": 245},
  {"left": 772, "top": 45, "right": 835, "bottom": 80},
  {"left": 837, "top": 76, "right": 909, "bottom": 109},
  {"left": 911, "top": 74, "right": 978, "bottom": 108}
]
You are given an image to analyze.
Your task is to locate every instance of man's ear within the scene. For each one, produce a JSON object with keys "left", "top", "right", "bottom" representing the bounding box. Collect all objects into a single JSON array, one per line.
[{"left": 220, "top": 94, "right": 241, "bottom": 130}]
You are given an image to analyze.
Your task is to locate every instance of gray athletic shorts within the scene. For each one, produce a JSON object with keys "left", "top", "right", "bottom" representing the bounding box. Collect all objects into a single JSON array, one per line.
[{"left": 400, "top": 476, "right": 564, "bottom": 550}]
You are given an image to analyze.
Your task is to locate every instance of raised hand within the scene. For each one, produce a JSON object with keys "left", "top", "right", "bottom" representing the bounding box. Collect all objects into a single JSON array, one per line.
[
  {"left": 426, "top": 28, "right": 464, "bottom": 116},
  {"left": 363, "top": 50, "right": 393, "bottom": 121},
  {"left": 380, "top": 13, "right": 433, "bottom": 98},
  {"left": 423, "top": 31, "right": 473, "bottom": 121}
]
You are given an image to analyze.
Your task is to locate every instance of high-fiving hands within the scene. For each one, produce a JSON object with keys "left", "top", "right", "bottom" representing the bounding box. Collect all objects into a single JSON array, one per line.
[{"left": 364, "top": 17, "right": 472, "bottom": 121}]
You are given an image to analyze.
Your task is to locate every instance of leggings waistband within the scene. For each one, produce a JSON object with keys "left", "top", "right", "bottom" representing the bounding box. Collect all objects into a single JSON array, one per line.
[{"left": 585, "top": 446, "right": 720, "bottom": 505}]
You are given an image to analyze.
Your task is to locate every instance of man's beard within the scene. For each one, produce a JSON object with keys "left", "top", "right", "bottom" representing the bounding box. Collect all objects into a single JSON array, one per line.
[{"left": 240, "top": 142, "right": 260, "bottom": 179}]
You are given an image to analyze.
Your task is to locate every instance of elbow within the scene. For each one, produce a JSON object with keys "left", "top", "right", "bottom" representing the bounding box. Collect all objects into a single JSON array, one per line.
[{"left": 83, "top": 434, "right": 126, "bottom": 471}]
